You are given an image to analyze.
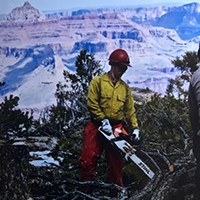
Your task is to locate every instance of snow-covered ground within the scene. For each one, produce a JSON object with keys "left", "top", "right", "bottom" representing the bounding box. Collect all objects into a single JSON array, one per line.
[{"left": 13, "top": 136, "right": 61, "bottom": 167}]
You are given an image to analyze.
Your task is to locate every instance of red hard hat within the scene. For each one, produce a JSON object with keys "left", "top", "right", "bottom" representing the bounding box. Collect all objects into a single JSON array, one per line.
[{"left": 108, "top": 49, "right": 131, "bottom": 67}]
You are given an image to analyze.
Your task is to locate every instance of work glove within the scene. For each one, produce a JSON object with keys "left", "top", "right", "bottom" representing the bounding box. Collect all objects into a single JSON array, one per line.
[
  {"left": 131, "top": 128, "right": 141, "bottom": 144},
  {"left": 101, "top": 119, "right": 113, "bottom": 135}
]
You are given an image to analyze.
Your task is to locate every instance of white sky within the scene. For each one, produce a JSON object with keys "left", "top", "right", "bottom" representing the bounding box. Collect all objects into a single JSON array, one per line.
[{"left": 0, "top": 0, "right": 197, "bottom": 14}]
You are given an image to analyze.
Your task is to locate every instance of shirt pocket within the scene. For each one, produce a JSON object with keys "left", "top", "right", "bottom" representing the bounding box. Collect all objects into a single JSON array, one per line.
[
  {"left": 117, "top": 92, "right": 126, "bottom": 110},
  {"left": 100, "top": 90, "right": 112, "bottom": 108}
]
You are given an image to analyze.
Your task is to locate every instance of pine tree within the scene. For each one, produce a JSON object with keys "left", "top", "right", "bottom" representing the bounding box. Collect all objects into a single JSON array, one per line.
[{"left": 46, "top": 50, "right": 103, "bottom": 136}]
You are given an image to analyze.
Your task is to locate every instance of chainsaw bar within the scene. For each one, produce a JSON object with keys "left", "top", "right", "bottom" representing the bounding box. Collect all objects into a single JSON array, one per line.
[{"left": 99, "top": 127, "right": 155, "bottom": 179}]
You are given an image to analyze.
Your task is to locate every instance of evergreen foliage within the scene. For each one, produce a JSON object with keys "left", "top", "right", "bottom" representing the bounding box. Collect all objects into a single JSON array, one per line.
[
  {"left": 37, "top": 50, "right": 103, "bottom": 137},
  {"left": 0, "top": 94, "right": 33, "bottom": 139},
  {"left": 134, "top": 51, "right": 199, "bottom": 168},
  {"left": 166, "top": 51, "right": 198, "bottom": 98},
  {"left": 172, "top": 51, "right": 199, "bottom": 74},
  {"left": 59, "top": 49, "right": 103, "bottom": 112},
  {"left": 136, "top": 94, "right": 192, "bottom": 156}
]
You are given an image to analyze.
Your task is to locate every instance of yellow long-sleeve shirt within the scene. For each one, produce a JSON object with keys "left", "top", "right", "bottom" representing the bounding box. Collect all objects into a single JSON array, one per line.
[{"left": 87, "top": 73, "right": 138, "bottom": 129}]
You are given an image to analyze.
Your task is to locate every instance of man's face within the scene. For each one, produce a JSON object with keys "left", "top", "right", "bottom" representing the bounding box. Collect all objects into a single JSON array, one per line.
[{"left": 111, "top": 64, "right": 128, "bottom": 80}]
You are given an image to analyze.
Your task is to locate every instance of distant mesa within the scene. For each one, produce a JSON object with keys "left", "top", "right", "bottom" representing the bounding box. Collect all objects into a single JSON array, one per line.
[{"left": 6, "top": 1, "right": 45, "bottom": 21}]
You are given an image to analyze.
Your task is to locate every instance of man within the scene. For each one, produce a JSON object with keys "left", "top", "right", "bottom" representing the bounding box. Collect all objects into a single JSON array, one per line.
[
  {"left": 79, "top": 49, "right": 140, "bottom": 190},
  {"left": 188, "top": 45, "right": 200, "bottom": 199}
]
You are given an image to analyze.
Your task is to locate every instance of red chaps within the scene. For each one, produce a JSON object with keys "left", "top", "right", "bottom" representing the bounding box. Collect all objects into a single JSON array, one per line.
[{"left": 79, "top": 121, "right": 124, "bottom": 186}]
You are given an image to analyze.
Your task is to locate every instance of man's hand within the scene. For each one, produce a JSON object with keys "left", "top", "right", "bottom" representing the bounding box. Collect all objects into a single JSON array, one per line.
[
  {"left": 101, "top": 119, "right": 113, "bottom": 135},
  {"left": 131, "top": 128, "right": 141, "bottom": 144}
]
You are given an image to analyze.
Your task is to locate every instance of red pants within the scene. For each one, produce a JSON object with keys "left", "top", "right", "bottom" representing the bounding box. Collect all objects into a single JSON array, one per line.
[{"left": 79, "top": 121, "right": 124, "bottom": 186}]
